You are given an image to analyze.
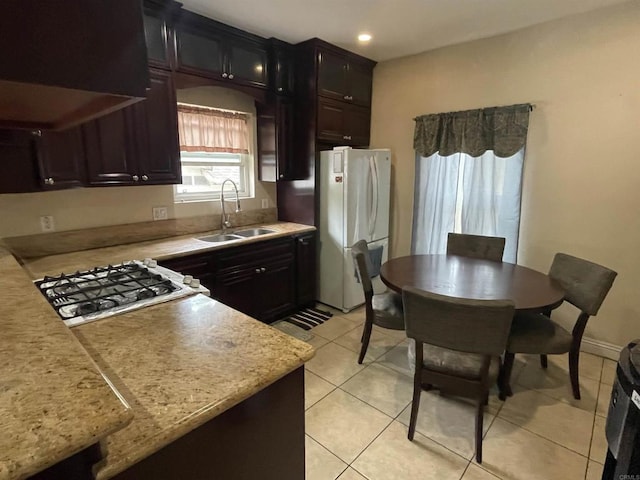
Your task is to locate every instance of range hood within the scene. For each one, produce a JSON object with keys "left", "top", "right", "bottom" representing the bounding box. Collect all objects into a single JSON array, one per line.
[{"left": 0, "top": 1, "right": 150, "bottom": 131}]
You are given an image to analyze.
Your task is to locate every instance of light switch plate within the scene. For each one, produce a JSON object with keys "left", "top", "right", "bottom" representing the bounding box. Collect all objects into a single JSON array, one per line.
[{"left": 152, "top": 207, "right": 168, "bottom": 221}]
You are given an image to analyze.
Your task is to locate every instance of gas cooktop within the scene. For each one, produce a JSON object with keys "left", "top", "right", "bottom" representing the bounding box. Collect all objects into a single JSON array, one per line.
[{"left": 35, "top": 260, "right": 209, "bottom": 327}]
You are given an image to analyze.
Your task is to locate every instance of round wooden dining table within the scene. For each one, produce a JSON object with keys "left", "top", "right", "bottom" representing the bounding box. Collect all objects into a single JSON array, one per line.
[{"left": 380, "top": 254, "right": 564, "bottom": 312}]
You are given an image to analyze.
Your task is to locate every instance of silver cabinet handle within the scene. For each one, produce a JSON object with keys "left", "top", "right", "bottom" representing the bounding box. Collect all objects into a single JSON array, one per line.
[
  {"left": 132, "top": 175, "right": 139, "bottom": 182},
  {"left": 44, "top": 177, "right": 54, "bottom": 185},
  {"left": 277, "top": 87, "right": 283, "bottom": 92},
  {"left": 222, "top": 73, "right": 228, "bottom": 78},
  {"left": 32, "top": 130, "right": 42, "bottom": 137},
  {"left": 228, "top": 73, "right": 234, "bottom": 79},
  {"left": 298, "top": 238, "right": 309, "bottom": 246},
  {"left": 261, "top": 267, "right": 266, "bottom": 273},
  {"left": 255, "top": 268, "right": 261, "bottom": 274},
  {"left": 279, "top": 174, "right": 284, "bottom": 179},
  {"left": 142, "top": 175, "right": 149, "bottom": 181}
]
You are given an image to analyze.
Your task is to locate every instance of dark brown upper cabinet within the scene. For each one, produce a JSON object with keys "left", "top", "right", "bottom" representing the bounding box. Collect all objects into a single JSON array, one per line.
[
  {"left": 36, "top": 128, "right": 85, "bottom": 190},
  {"left": 317, "top": 49, "right": 374, "bottom": 107},
  {"left": 0, "top": 1, "right": 149, "bottom": 130},
  {"left": 257, "top": 97, "right": 296, "bottom": 182},
  {"left": 142, "top": 0, "right": 178, "bottom": 71},
  {"left": 0, "top": 128, "right": 85, "bottom": 193},
  {"left": 269, "top": 39, "right": 296, "bottom": 96},
  {"left": 175, "top": 11, "right": 268, "bottom": 89},
  {"left": 317, "top": 98, "right": 371, "bottom": 147},
  {"left": 84, "top": 69, "right": 181, "bottom": 187}
]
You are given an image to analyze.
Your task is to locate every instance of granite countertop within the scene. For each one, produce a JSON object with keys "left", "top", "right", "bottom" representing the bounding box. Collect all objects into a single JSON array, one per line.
[
  {"left": 2, "top": 221, "right": 315, "bottom": 479},
  {"left": 21, "top": 221, "right": 315, "bottom": 279},
  {"left": 0, "top": 248, "right": 132, "bottom": 480},
  {"left": 74, "top": 295, "right": 314, "bottom": 479}
]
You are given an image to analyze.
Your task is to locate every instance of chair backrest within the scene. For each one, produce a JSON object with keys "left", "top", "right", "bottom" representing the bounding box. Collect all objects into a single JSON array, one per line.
[
  {"left": 446, "top": 233, "right": 506, "bottom": 262},
  {"left": 402, "top": 286, "right": 515, "bottom": 356},
  {"left": 351, "top": 240, "right": 374, "bottom": 298},
  {"left": 549, "top": 253, "right": 617, "bottom": 316}
]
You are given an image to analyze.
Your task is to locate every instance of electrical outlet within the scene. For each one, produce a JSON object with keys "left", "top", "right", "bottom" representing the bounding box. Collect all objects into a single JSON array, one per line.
[
  {"left": 40, "top": 215, "right": 55, "bottom": 232},
  {"left": 152, "top": 207, "right": 168, "bottom": 221},
  {"left": 261, "top": 199, "right": 269, "bottom": 209}
]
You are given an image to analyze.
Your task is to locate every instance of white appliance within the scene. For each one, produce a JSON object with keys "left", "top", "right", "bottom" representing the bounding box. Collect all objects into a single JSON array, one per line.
[{"left": 318, "top": 147, "right": 391, "bottom": 312}]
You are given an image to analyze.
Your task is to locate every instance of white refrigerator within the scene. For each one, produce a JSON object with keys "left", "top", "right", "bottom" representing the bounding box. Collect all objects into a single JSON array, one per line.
[{"left": 318, "top": 147, "right": 391, "bottom": 312}]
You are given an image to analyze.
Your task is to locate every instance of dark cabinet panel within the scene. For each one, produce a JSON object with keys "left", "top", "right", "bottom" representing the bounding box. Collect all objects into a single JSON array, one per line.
[
  {"left": 257, "top": 97, "right": 295, "bottom": 182},
  {"left": 227, "top": 42, "right": 268, "bottom": 88},
  {"left": 317, "top": 97, "right": 370, "bottom": 146},
  {"left": 258, "top": 255, "right": 296, "bottom": 321},
  {"left": 295, "top": 232, "right": 316, "bottom": 307},
  {"left": 133, "top": 69, "right": 181, "bottom": 184},
  {"left": 271, "top": 41, "right": 295, "bottom": 96},
  {"left": 37, "top": 128, "right": 85, "bottom": 190},
  {"left": 143, "top": 12, "right": 170, "bottom": 69},
  {"left": 83, "top": 109, "right": 138, "bottom": 186},
  {"left": 0, "top": 129, "right": 40, "bottom": 193},
  {"left": 176, "top": 29, "right": 225, "bottom": 78},
  {"left": 349, "top": 63, "right": 373, "bottom": 107},
  {"left": 317, "top": 51, "right": 348, "bottom": 101},
  {"left": 158, "top": 253, "right": 215, "bottom": 291}
]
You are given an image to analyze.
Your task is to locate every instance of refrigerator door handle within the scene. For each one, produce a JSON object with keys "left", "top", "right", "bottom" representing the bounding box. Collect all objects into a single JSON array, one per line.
[{"left": 368, "top": 156, "right": 379, "bottom": 238}]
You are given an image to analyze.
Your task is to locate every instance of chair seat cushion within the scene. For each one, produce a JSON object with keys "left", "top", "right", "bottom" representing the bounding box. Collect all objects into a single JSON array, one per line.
[
  {"left": 507, "top": 312, "right": 573, "bottom": 354},
  {"left": 372, "top": 291, "right": 405, "bottom": 330},
  {"left": 423, "top": 344, "right": 500, "bottom": 382}
]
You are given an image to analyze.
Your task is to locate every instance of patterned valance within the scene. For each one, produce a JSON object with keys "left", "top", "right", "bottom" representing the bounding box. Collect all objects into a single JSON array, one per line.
[{"left": 414, "top": 104, "right": 531, "bottom": 158}]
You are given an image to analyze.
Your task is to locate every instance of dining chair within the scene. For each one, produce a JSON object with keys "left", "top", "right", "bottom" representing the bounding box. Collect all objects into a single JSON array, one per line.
[
  {"left": 351, "top": 240, "right": 404, "bottom": 364},
  {"left": 402, "top": 286, "right": 515, "bottom": 463},
  {"left": 446, "top": 233, "right": 506, "bottom": 262},
  {"left": 500, "top": 253, "right": 617, "bottom": 400}
]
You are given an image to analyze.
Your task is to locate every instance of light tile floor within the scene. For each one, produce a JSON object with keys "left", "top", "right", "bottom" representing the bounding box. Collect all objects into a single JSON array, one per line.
[{"left": 302, "top": 305, "right": 616, "bottom": 480}]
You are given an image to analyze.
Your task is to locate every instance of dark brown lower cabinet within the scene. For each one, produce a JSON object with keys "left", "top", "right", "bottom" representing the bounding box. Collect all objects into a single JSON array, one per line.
[
  {"left": 159, "top": 234, "right": 316, "bottom": 322},
  {"left": 28, "top": 443, "right": 102, "bottom": 480},
  {"left": 112, "top": 367, "right": 305, "bottom": 480}
]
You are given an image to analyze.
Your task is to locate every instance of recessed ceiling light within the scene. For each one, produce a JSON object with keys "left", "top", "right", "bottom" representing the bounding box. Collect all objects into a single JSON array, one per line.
[{"left": 358, "top": 33, "right": 372, "bottom": 43}]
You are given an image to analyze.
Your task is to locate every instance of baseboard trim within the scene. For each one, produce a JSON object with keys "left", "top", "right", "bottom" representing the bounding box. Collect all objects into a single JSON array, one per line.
[{"left": 581, "top": 337, "right": 622, "bottom": 361}]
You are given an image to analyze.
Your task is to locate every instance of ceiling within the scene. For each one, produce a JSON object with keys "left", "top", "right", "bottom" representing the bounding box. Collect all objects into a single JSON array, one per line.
[{"left": 179, "top": 0, "right": 630, "bottom": 61}]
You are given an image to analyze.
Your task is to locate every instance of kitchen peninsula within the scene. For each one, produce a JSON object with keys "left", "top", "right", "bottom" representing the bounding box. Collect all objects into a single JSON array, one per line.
[{"left": 0, "top": 221, "right": 315, "bottom": 479}]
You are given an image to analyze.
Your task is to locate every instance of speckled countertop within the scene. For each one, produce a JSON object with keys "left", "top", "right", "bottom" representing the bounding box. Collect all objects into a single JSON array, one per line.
[
  {"left": 21, "top": 221, "right": 315, "bottom": 279},
  {"left": 2, "top": 221, "right": 315, "bottom": 479},
  {"left": 0, "top": 248, "right": 132, "bottom": 480}
]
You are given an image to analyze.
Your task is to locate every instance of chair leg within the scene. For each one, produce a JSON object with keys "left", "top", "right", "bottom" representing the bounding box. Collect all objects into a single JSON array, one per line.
[
  {"left": 540, "top": 354, "right": 548, "bottom": 369},
  {"left": 569, "top": 348, "right": 581, "bottom": 400},
  {"left": 408, "top": 379, "right": 422, "bottom": 441},
  {"left": 499, "top": 352, "right": 515, "bottom": 400},
  {"left": 475, "top": 400, "right": 484, "bottom": 463},
  {"left": 357, "top": 320, "right": 373, "bottom": 364}
]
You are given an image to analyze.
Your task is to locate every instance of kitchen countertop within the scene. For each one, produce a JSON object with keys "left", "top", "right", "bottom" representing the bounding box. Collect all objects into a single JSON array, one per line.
[
  {"left": 1, "top": 221, "right": 315, "bottom": 479},
  {"left": 0, "top": 247, "right": 132, "bottom": 480},
  {"left": 21, "top": 221, "right": 315, "bottom": 279}
]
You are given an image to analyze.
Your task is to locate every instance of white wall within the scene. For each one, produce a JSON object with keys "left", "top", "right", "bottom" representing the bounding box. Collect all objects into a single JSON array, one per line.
[
  {"left": 370, "top": 1, "right": 640, "bottom": 347},
  {"left": 0, "top": 86, "right": 276, "bottom": 238}
]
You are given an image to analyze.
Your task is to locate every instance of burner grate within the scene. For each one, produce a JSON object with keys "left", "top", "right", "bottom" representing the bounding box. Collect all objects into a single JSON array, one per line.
[{"left": 35, "top": 262, "right": 180, "bottom": 320}]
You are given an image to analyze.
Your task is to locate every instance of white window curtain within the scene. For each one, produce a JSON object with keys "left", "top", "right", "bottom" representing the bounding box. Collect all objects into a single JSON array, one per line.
[
  {"left": 411, "top": 104, "right": 531, "bottom": 262},
  {"left": 411, "top": 149, "right": 525, "bottom": 262},
  {"left": 177, "top": 104, "right": 250, "bottom": 154}
]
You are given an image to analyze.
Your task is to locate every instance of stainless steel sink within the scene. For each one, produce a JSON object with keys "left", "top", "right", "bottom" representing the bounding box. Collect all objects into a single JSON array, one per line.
[
  {"left": 197, "top": 233, "right": 243, "bottom": 243},
  {"left": 233, "top": 228, "right": 276, "bottom": 237}
]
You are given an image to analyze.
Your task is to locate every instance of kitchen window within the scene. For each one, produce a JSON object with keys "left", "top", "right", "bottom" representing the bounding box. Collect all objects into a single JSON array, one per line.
[{"left": 174, "top": 103, "right": 253, "bottom": 202}]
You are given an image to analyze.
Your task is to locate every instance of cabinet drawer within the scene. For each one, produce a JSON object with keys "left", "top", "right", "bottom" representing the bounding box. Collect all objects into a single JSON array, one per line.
[{"left": 213, "top": 237, "right": 295, "bottom": 269}]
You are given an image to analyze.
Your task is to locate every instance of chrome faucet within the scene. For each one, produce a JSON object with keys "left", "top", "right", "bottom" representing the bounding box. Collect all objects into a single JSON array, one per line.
[{"left": 220, "top": 179, "right": 241, "bottom": 232}]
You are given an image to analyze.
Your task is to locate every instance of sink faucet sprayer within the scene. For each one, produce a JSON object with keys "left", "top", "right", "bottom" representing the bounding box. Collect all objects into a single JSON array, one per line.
[{"left": 220, "top": 179, "right": 241, "bottom": 232}]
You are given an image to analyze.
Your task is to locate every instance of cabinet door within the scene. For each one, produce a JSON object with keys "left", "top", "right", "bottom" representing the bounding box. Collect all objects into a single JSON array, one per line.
[
  {"left": 143, "top": 11, "right": 170, "bottom": 69},
  {"left": 37, "top": 128, "right": 85, "bottom": 190},
  {"left": 257, "top": 98, "right": 295, "bottom": 182},
  {"left": 317, "top": 97, "right": 348, "bottom": 144},
  {"left": 295, "top": 233, "right": 316, "bottom": 307},
  {"left": 348, "top": 63, "right": 373, "bottom": 107},
  {"left": 133, "top": 69, "right": 181, "bottom": 184},
  {"left": 83, "top": 108, "right": 139, "bottom": 186},
  {"left": 256, "top": 254, "right": 296, "bottom": 322},
  {"left": 175, "top": 27, "right": 225, "bottom": 79},
  {"left": 227, "top": 41, "right": 268, "bottom": 88},
  {"left": 346, "top": 104, "right": 371, "bottom": 147},
  {"left": 317, "top": 51, "right": 348, "bottom": 101},
  {"left": 272, "top": 47, "right": 295, "bottom": 96},
  {"left": 0, "top": 129, "right": 40, "bottom": 193},
  {"left": 213, "top": 265, "right": 260, "bottom": 318}
]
